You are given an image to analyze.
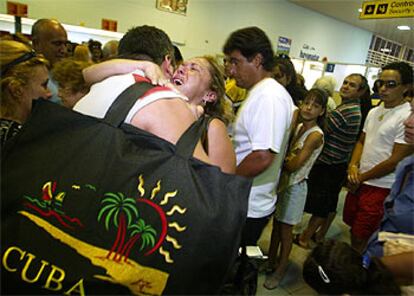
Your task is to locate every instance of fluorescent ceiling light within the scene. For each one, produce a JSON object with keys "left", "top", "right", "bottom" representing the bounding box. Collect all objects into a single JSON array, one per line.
[
  {"left": 397, "top": 25, "right": 411, "bottom": 30},
  {"left": 380, "top": 48, "right": 391, "bottom": 52}
]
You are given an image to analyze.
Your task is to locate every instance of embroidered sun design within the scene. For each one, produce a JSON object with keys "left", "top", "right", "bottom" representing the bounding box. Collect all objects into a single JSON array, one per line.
[
  {"left": 136, "top": 174, "right": 187, "bottom": 264},
  {"left": 96, "top": 174, "right": 186, "bottom": 264}
]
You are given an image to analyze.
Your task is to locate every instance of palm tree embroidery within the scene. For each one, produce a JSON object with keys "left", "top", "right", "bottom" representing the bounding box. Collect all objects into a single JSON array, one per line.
[
  {"left": 97, "top": 192, "right": 156, "bottom": 262},
  {"left": 119, "top": 218, "right": 156, "bottom": 262}
]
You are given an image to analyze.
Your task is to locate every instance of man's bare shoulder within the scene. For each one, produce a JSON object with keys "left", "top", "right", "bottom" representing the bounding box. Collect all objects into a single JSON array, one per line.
[{"left": 130, "top": 98, "right": 195, "bottom": 144}]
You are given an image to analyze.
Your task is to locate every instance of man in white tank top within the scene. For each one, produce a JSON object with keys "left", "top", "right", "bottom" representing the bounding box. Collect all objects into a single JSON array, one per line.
[{"left": 74, "top": 25, "right": 208, "bottom": 163}]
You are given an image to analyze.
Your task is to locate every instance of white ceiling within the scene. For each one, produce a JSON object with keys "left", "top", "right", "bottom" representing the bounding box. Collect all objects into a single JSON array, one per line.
[{"left": 289, "top": 0, "right": 414, "bottom": 48}]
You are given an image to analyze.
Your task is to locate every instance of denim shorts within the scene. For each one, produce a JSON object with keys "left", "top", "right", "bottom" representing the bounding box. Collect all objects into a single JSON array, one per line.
[{"left": 275, "top": 180, "right": 307, "bottom": 225}]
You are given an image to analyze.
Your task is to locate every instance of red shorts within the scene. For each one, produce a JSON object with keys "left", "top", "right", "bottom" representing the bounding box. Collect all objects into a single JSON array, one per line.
[{"left": 343, "top": 184, "right": 390, "bottom": 240}]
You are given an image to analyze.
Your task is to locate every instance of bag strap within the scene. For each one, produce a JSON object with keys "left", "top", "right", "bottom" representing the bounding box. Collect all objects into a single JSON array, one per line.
[
  {"left": 103, "top": 82, "right": 154, "bottom": 127},
  {"left": 103, "top": 81, "right": 207, "bottom": 160},
  {"left": 201, "top": 115, "right": 215, "bottom": 154},
  {"left": 175, "top": 115, "right": 208, "bottom": 160}
]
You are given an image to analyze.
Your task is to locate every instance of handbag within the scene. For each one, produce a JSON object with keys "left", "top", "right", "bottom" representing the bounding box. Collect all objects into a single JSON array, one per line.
[{"left": 1, "top": 82, "right": 251, "bottom": 295}]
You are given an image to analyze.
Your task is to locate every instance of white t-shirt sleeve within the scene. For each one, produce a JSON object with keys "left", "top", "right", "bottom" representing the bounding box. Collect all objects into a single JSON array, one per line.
[
  {"left": 394, "top": 107, "right": 411, "bottom": 144},
  {"left": 363, "top": 108, "right": 375, "bottom": 134}
]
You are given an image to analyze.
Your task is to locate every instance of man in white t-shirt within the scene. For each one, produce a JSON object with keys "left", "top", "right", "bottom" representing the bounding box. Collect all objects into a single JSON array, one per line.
[
  {"left": 344, "top": 62, "right": 414, "bottom": 253},
  {"left": 223, "top": 27, "right": 294, "bottom": 245},
  {"left": 74, "top": 25, "right": 209, "bottom": 162}
]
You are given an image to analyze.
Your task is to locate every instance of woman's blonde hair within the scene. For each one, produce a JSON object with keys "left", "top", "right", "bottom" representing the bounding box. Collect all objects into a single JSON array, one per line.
[
  {"left": 73, "top": 44, "right": 92, "bottom": 62},
  {"left": 52, "top": 58, "right": 92, "bottom": 94},
  {"left": 0, "top": 40, "right": 49, "bottom": 117},
  {"left": 202, "top": 55, "right": 235, "bottom": 125}
]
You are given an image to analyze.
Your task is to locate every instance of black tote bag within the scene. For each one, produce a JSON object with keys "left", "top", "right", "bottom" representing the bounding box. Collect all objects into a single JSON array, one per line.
[{"left": 1, "top": 82, "right": 251, "bottom": 295}]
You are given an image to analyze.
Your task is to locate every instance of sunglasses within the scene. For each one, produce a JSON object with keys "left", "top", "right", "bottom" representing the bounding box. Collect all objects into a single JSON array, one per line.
[{"left": 376, "top": 80, "right": 401, "bottom": 89}]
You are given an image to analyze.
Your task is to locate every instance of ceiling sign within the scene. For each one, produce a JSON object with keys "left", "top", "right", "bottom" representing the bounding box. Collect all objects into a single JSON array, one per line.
[{"left": 360, "top": 0, "right": 414, "bottom": 19}]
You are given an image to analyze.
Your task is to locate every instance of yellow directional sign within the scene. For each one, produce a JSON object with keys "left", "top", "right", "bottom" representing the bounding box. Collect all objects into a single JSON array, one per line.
[{"left": 360, "top": 0, "right": 414, "bottom": 19}]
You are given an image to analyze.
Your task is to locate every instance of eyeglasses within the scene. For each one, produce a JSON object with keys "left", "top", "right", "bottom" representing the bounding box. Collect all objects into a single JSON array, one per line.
[
  {"left": 278, "top": 53, "right": 290, "bottom": 59},
  {"left": 376, "top": 80, "right": 401, "bottom": 89}
]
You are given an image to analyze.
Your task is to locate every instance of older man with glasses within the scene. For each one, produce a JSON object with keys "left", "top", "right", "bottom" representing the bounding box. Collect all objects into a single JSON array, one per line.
[{"left": 344, "top": 62, "right": 414, "bottom": 253}]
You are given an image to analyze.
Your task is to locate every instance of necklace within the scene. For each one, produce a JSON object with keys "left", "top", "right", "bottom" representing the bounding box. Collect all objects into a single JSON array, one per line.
[
  {"left": 378, "top": 110, "right": 391, "bottom": 121},
  {"left": 378, "top": 101, "right": 406, "bottom": 121}
]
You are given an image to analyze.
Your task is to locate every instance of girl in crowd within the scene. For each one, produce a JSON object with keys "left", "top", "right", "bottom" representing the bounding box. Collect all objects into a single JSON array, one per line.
[
  {"left": 303, "top": 240, "right": 401, "bottom": 295},
  {"left": 52, "top": 58, "right": 93, "bottom": 108},
  {"left": 0, "top": 40, "right": 51, "bottom": 146},
  {"left": 82, "top": 56, "right": 236, "bottom": 174},
  {"left": 264, "top": 88, "right": 328, "bottom": 289}
]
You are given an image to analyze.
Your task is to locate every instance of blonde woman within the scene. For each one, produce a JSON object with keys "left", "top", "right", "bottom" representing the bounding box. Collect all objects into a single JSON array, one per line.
[
  {"left": 73, "top": 44, "right": 92, "bottom": 62},
  {"left": 52, "top": 58, "right": 92, "bottom": 108},
  {"left": 0, "top": 40, "right": 51, "bottom": 146},
  {"left": 81, "top": 56, "right": 236, "bottom": 173}
]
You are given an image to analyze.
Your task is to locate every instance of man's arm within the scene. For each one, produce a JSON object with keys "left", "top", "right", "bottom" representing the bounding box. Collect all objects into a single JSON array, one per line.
[
  {"left": 347, "top": 132, "right": 365, "bottom": 185},
  {"left": 236, "top": 150, "right": 275, "bottom": 178},
  {"left": 381, "top": 251, "right": 414, "bottom": 284},
  {"left": 358, "top": 143, "right": 414, "bottom": 183},
  {"left": 284, "top": 131, "right": 323, "bottom": 173},
  {"left": 83, "top": 59, "right": 167, "bottom": 86}
]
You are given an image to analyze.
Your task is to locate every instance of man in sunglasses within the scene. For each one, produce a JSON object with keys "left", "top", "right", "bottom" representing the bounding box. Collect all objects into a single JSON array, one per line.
[{"left": 344, "top": 62, "right": 413, "bottom": 253}]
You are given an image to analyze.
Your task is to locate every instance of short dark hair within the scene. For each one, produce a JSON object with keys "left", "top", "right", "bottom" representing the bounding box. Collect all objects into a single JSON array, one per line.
[
  {"left": 303, "top": 240, "right": 400, "bottom": 295},
  {"left": 223, "top": 27, "right": 274, "bottom": 71},
  {"left": 382, "top": 62, "right": 413, "bottom": 85},
  {"left": 173, "top": 45, "right": 183, "bottom": 65},
  {"left": 349, "top": 73, "right": 369, "bottom": 92},
  {"left": 118, "top": 25, "right": 174, "bottom": 66},
  {"left": 305, "top": 88, "right": 328, "bottom": 128}
]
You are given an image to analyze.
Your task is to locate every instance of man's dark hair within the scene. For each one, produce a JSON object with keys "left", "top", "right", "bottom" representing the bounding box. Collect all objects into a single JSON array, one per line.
[
  {"left": 88, "top": 39, "right": 102, "bottom": 50},
  {"left": 223, "top": 26, "right": 274, "bottom": 71},
  {"left": 350, "top": 73, "right": 369, "bottom": 92},
  {"left": 118, "top": 25, "right": 174, "bottom": 66},
  {"left": 303, "top": 240, "right": 400, "bottom": 295},
  {"left": 173, "top": 45, "right": 183, "bottom": 65},
  {"left": 382, "top": 62, "right": 413, "bottom": 85}
]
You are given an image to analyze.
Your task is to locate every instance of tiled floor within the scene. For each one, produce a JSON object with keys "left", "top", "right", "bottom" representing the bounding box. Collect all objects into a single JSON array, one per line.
[{"left": 255, "top": 189, "right": 350, "bottom": 295}]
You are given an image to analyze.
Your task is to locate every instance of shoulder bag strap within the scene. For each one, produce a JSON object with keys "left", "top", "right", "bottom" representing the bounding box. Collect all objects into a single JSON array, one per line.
[
  {"left": 175, "top": 115, "right": 208, "bottom": 160},
  {"left": 104, "top": 81, "right": 208, "bottom": 160},
  {"left": 103, "top": 82, "right": 154, "bottom": 127}
]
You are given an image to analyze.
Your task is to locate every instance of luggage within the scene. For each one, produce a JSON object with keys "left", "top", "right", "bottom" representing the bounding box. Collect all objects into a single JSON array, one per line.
[
  {"left": 220, "top": 247, "right": 258, "bottom": 296},
  {"left": 1, "top": 82, "right": 251, "bottom": 295}
]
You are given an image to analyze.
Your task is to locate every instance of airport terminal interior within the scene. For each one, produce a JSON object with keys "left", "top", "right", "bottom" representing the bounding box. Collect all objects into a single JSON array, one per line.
[{"left": 1, "top": 0, "right": 413, "bottom": 295}]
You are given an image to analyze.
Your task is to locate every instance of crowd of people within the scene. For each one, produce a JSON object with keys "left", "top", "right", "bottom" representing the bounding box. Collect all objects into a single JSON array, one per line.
[{"left": 1, "top": 17, "right": 413, "bottom": 295}]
